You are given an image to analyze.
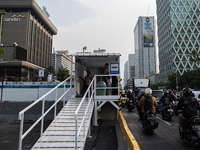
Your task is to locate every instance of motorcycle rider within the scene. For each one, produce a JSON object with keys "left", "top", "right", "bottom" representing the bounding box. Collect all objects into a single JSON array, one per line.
[
  {"left": 127, "top": 89, "right": 135, "bottom": 105},
  {"left": 138, "top": 88, "right": 157, "bottom": 119},
  {"left": 160, "top": 90, "right": 173, "bottom": 113},
  {"left": 177, "top": 87, "right": 199, "bottom": 132}
]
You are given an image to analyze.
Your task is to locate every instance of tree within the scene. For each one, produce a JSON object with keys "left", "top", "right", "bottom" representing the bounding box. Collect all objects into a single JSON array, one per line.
[
  {"left": 30, "top": 70, "right": 38, "bottom": 81},
  {"left": 44, "top": 66, "right": 55, "bottom": 81},
  {"left": 0, "top": 47, "right": 5, "bottom": 54},
  {"left": 189, "top": 49, "right": 200, "bottom": 64},
  {"left": 56, "top": 66, "right": 70, "bottom": 81}
]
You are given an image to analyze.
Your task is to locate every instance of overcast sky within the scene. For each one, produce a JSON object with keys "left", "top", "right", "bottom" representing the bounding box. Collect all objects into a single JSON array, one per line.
[{"left": 35, "top": 0, "right": 157, "bottom": 81}]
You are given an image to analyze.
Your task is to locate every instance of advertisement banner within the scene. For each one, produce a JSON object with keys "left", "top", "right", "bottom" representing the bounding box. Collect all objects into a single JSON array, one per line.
[{"left": 143, "top": 17, "right": 154, "bottom": 47}]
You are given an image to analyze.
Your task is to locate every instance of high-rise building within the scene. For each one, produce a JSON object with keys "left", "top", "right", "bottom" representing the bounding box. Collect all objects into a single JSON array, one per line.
[
  {"left": 52, "top": 50, "right": 74, "bottom": 75},
  {"left": 156, "top": 0, "right": 200, "bottom": 83},
  {"left": 129, "top": 54, "right": 135, "bottom": 79},
  {"left": 0, "top": 0, "right": 57, "bottom": 81},
  {"left": 124, "top": 60, "right": 129, "bottom": 85},
  {"left": 134, "top": 16, "right": 157, "bottom": 78}
]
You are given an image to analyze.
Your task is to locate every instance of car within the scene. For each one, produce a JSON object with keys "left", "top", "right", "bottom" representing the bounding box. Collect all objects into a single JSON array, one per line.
[
  {"left": 151, "top": 90, "right": 164, "bottom": 111},
  {"left": 192, "top": 91, "right": 200, "bottom": 105}
]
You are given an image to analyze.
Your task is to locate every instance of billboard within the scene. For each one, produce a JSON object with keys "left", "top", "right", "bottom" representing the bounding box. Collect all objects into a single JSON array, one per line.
[{"left": 143, "top": 17, "right": 154, "bottom": 47}]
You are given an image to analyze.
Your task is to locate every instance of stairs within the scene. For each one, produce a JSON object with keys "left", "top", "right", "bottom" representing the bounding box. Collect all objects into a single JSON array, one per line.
[{"left": 31, "top": 98, "right": 94, "bottom": 150}]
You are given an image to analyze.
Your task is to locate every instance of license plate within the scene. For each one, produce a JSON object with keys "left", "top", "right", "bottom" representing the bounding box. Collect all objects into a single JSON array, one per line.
[
  {"left": 147, "top": 117, "right": 155, "bottom": 120},
  {"left": 192, "top": 125, "right": 200, "bottom": 131},
  {"left": 168, "top": 109, "right": 173, "bottom": 112}
]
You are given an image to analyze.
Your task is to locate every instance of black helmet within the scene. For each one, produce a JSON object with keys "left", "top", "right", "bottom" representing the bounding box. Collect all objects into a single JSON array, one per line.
[
  {"left": 183, "top": 87, "right": 191, "bottom": 96},
  {"left": 164, "top": 90, "right": 169, "bottom": 95},
  {"left": 173, "top": 90, "right": 176, "bottom": 94}
]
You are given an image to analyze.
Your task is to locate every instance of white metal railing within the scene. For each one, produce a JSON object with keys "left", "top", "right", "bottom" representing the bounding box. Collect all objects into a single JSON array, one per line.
[
  {"left": 74, "top": 77, "right": 95, "bottom": 150},
  {"left": 18, "top": 76, "right": 74, "bottom": 150}
]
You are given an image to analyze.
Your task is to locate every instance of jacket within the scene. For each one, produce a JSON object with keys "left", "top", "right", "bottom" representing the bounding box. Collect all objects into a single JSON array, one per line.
[{"left": 138, "top": 93, "right": 157, "bottom": 113}]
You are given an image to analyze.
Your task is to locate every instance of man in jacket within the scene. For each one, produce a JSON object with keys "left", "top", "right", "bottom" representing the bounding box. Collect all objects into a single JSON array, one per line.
[
  {"left": 138, "top": 88, "right": 157, "bottom": 117},
  {"left": 177, "top": 87, "right": 199, "bottom": 132}
]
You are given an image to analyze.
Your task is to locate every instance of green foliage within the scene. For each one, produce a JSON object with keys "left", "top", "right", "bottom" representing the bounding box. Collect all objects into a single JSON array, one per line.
[
  {"left": 56, "top": 66, "right": 70, "bottom": 81},
  {"left": 150, "top": 82, "right": 170, "bottom": 90},
  {"left": 0, "top": 47, "right": 5, "bottom": 54},
  {"left": 44, "top": 66, "right": 55, "bottom": 81},
  {"left": 189, "top": 49, "right": 200, "bottom": 63},
  {"left": 30, "top": 70, "right": 38, "bottom": 81}
]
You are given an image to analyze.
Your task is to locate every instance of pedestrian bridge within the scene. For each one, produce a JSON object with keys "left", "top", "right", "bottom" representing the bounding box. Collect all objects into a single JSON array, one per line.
[{"left": 18, "top": 75, "right": 120, "bottom": 150}]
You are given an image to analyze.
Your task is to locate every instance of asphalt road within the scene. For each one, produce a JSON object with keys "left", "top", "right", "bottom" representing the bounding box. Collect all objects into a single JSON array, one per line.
[{"left": 122, "top": 107, "right": 197, "bottom": 150}]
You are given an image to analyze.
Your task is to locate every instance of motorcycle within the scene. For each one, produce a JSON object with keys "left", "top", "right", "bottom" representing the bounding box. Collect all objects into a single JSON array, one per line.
[
  {"left": 142, "top": 110, "right": 159, "bottom": 134},
  {"left": 179, "top": 115, "right": 200, "bottom": 149},
  {"left": 126, "top": 99, "right": 135, "bottom": 112},
  {"left": 162, "top": 104, "right": 174, "bottom": 121}
]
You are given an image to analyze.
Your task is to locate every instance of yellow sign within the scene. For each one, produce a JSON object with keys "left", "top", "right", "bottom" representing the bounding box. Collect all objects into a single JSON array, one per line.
[
  {"left": 0, "top": 10, "right": 5, "bottom": 15},
  {"left": 11, "top": 15, "right": 25, "bottom": 18}
]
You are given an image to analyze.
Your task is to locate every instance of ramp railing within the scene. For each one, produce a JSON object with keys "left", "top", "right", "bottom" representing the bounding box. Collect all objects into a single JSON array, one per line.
[
  {"left": 74, "top": 77, "right": 95, "bottom": 150},
  {"left": 18, "top": 76, "right": 74, "bottom": 150}
]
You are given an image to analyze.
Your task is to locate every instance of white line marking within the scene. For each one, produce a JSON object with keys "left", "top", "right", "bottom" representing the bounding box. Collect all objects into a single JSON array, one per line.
[{"left": 156, "top": 117, "right": 172, "bottom": 125}]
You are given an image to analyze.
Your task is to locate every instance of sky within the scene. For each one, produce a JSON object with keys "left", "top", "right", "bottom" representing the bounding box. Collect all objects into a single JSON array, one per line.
[{"left": 35, "top": 0, "right": 157, "bottom": 82}]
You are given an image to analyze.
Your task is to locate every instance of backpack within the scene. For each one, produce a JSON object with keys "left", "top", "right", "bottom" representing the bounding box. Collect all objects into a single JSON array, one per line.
[
  {"left": 164, "top": 97, "right": 170, "bottom": 106},
  {"left": 183, "top": 97, "right": 198, "bottom": 118},
  {"left": 144, "top": 96, "right": 153, "bottom": 111}
]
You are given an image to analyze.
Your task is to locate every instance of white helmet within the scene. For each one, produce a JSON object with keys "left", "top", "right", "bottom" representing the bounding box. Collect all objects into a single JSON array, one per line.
[{"left": 145, "top": 88, "right": 152, "bottom": 94}]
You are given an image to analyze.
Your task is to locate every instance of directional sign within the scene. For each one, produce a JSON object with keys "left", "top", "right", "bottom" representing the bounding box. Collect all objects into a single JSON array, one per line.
[{"left": 39, "top": 69, "right": 44, "bottom": 77}]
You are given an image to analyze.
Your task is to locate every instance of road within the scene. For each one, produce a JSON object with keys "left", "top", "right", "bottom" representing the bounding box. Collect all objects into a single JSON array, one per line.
[{"left": 122, "top": 107, "right": 196, "bottom": 150}]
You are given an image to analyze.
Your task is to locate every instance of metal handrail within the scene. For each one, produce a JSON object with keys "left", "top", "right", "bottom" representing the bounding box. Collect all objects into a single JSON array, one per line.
[
  {"left": 18, "top": 76, "right": 74, "bottom": 150},
  {"left": 74, "top": 77, "right": 95, "bottom": 150}
]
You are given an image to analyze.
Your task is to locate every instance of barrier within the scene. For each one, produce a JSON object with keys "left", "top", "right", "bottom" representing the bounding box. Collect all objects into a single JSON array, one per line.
[{"left": 116, "top": 111, "right": 140, "bottom": 150}]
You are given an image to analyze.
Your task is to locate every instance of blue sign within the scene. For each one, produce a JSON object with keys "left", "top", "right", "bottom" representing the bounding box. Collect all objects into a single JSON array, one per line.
[
  {"left": 109, "top": 62, "right": 120, "bottom": 75},
  {"left": 43, "top": 6, "right": 50, "bottom": 17},
  {"left": 144, "top": 23, "right": 152, "bottom": 30}
]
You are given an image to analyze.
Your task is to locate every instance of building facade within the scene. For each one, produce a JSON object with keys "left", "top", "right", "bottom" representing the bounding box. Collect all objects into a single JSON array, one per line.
[
  {"left": 0, "top": 0, "right": 57, "bottom": 81},
  {"left": 156, "top": 0, "right": 200, "bottom": 82},
  {"left": 129, "top": 54, "right": 135, "bottom": 79},
  {"left": 123, "top": 60, "right": 129, "bottom": 86},
  {"left": 52, "top": 50, "right": 74, "bottom": 75},
  {"left": 134, "top": 16, "right": 157, "bottom": 78}
]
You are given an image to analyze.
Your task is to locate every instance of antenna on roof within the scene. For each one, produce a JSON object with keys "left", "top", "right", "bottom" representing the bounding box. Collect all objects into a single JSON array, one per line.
[{"left": 147, "top": 5, "right": 150, "bottom": 16}]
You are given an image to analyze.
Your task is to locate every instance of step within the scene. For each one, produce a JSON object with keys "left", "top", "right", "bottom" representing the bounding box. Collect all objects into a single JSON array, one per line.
[
  {"left": 38, "top": 136, "right": 85, "bottom": 142},
  {"left": 32, "top": 142, "right": 84, "bottom": 148}
]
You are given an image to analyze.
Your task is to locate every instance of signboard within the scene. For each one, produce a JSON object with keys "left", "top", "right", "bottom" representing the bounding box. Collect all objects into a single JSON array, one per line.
[
  {"left": 143, "top": 17, "right": 154, "bottom": 47},
  {"left": 109, "top": 62, "right": 120, "bottom": 75},
  {"left": 43, "top": 6, "right": 50, "bottom": 17},
  {"left": 0, "top": 10, "right": 5, "bottom": 15},
  {"left": 39, "top": 69, "right": 44, "bottom": 77}
]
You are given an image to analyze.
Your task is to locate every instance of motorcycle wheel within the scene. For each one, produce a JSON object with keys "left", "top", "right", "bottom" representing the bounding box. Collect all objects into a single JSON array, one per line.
[{"left": 148, "top": 129, "right": 154, "bottom": 135}]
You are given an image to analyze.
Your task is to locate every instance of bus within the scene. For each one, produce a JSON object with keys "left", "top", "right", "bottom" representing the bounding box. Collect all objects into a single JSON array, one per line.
[{"left": 132, "top": 78, "right": 150, "bottom": 95}]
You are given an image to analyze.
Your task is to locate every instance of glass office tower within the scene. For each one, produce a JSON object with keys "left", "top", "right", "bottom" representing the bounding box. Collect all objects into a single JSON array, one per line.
[{"left": 156, "top": 0, "right": 200, "bottom": 82}]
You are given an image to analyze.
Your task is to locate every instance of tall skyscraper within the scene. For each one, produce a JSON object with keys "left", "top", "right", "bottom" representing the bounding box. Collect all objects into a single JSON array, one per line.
[
  {"left": 124, "top": 60, "right": 129, "bottom": 85},
  {"left": 129, "top": 54, "right": 135, "bottom": 79},
  {"left": 157, "top": 0, "right": 200, "bottom": 83},
  {"left": 134, "top": 16, "right": 157, "bottom": 78}
]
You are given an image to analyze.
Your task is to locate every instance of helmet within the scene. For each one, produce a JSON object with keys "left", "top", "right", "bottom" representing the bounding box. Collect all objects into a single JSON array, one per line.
[
  {"left": 183, "top": 87, "right": 191, "bottom": 96},
  {"left": 122, "top": 90, "right": 125, "bottom": 94},
  {"left": 164, "top": 90, "right": 169, "bottom": 95},
  {"left": 145, "top": 88, "right": 152, "bottom": 95},
  {"left": 128, "top": 89, "right": 132, "bottom": 93}
]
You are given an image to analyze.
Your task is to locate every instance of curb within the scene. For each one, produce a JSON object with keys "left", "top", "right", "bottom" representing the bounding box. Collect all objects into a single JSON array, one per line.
[{"left": 116, "top": 111, "right": 140, "bottom": 150}]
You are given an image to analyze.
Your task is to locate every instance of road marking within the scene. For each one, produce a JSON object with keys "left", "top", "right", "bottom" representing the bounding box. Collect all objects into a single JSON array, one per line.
[{"left": 156, "top": 117, "right": 172, "bottom": 125}]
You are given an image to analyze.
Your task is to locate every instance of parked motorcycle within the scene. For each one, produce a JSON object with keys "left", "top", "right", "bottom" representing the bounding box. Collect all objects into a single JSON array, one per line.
[
  {"left": 126, "top": 99, "right": 135, "bottom": 112},
  {"left": 179, "top": 115, "right": 200, "bottom": 149},
  {"left": 162, "top": 104, "right": 174, "bottom": 121},
  {"left": 142, "top": 110, "right": 159, "bottom": 134}
]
